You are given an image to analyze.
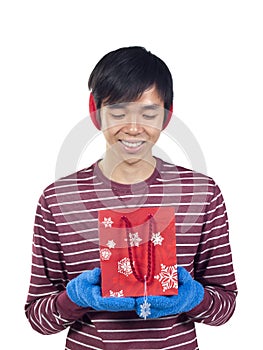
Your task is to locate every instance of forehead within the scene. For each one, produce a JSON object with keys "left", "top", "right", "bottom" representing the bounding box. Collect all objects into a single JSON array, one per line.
[{"left": 135, "top": 86, "right": 164, "bottom": 105}]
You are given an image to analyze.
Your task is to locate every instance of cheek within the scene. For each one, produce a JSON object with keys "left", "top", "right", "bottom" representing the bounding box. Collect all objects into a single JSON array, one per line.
[
  {"left": 147, "top": 126, "right": 162, "bottom": 140},
  {"left": 143, "top": 117, "right": 164, "bottom": 132},
  {"left": 101, "top": 116, "right": 123, "bottom": 133},
  {"left": 152, "top": 133, "right": 161, "bottom": 144},
  {"left": 102, "top": 127, "right": 120, "bottom": 142}
]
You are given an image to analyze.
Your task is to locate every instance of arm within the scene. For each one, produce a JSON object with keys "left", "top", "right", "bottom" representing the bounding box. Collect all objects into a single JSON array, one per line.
[
  {"left": 25, "top": 194, "right": 88, "bottom": 335},
  {"left": 135, "top": 182, "right": 237, "bottom": 324},
  {"left": 25, "top": 193, "right": 135, "bottom": 334},
  {"left": 186, "top": 182, "right": 237, "bottom": 325}
]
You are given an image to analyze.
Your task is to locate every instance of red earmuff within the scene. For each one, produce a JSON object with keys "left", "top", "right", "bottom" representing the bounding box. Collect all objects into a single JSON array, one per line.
[
  {"left": 162, "top": 105, "right": 173, "bottom": 130},
  {"left": 89, "top": 93, "right": 173, "bottom": 130},
  {"left": 89, "top": 93, "right": 101, "bottom": 130}
]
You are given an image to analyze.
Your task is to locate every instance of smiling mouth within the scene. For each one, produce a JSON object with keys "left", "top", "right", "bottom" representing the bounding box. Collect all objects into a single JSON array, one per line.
[
  {"left": 120, "top": 140, "right": 145, "bottom": 148},
  {"left": 119, "top": 140, "right": 146, "bottom": 153}
]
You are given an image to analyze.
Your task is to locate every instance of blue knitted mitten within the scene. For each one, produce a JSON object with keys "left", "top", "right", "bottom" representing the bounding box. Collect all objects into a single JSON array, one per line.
[
  {"left": 135, "top": 266, "right": 204, "bottom": 318},
  {"left": 66, "top": 267, "right": 135, "bottom": 311}
]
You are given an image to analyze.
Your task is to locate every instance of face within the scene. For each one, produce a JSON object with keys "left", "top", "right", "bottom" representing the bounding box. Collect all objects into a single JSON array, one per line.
[{"left": 100, "top": 86, "right": 165, "bottom": 165}]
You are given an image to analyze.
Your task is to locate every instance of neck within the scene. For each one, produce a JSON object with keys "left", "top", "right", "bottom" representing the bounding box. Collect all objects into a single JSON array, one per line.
[{"left": 99, "top": 154, "right": 156, "bottom": 185}]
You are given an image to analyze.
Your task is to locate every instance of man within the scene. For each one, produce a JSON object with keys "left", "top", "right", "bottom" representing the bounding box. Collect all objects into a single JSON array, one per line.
[{"left": 25, "top": 46, "right": 237, "bottom": 349}]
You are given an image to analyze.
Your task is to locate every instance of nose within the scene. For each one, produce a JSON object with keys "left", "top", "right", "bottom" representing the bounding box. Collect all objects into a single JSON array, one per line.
[{"left": 123, "top": 115, "right": 143, "bottom": 135}]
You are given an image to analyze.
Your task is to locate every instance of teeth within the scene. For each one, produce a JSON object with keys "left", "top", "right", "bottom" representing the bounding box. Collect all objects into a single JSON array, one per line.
[{"left": 121, "top": 140, "right": 144, "bottom": 148}]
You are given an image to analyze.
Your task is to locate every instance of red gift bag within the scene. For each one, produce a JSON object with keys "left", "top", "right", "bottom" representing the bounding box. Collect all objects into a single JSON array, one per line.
[{"left": 99, "top": 207, "right": 178, "bottom": 297}]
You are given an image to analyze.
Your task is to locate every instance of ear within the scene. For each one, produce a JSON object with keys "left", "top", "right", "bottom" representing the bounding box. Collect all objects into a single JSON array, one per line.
[
  {"left": 162, "top": 105, "right": 173, "bottom": 130},
  {"left": 89, "top": 93, "right": 101, "bottom": 130}
]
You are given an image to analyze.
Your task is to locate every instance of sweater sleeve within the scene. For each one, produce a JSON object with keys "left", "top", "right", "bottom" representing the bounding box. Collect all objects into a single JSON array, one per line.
[
  {"left": 25, "top": 194, "right": 89, "bottom": 335},
  {"left": 186, "top": 182, "right": 237, "bottom": 325}
]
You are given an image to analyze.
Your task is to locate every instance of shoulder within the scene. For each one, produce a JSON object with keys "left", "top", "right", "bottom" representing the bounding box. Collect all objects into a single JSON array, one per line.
[
  {"left": 157, "top": 158, "right": 226, "bottom": 209},
  {"left": 157, "top": 157, "right": 215, "bottom": 186},
  {"left": 41, "top": 162, "right": 98, "bottom": 203}
]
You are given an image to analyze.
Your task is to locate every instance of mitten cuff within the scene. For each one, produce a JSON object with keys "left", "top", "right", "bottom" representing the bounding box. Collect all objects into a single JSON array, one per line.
[
  {"left": 56, "top": 291, "right": 90, "bottom": 320},
  {"left": 66, "top": 278, "right": 88, "bottom": 308},
  {"left": 185, "top": 288, "right": 209, "bottom": 318},
  {"left": 190, "top": 280, "right": 205, "bottom": 311}
]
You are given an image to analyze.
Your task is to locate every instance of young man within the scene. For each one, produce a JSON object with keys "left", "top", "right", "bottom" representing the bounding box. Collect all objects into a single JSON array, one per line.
[{"left": 25, "top": 46, "right": 237, "bottom": 349}]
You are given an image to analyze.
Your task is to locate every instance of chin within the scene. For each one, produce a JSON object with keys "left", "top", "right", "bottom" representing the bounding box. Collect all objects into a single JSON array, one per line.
[
  {"left": 122, "top": 156, "right": 142, "bottom": 165},
  {"left": 122, "top": 153, "right": 155, "bottom": 166},
  {"left": 111, "top": 146, "right": 154, "bottom": 166}
]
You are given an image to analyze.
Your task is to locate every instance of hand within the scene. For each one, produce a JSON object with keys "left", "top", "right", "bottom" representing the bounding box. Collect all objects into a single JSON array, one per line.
[
  {"left": 135, "top": 266, "right": 204, "bottom": 319},
  {"left": 66, "top": 267, "right": 135, "bottom": 311}
]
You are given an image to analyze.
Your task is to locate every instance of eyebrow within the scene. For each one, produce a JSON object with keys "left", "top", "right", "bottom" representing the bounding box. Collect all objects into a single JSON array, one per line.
[
  {"left": 107, "top": 103, "right": 128, "bottom": 109},
  {"left": 107, "top": 103, "right": 161, "bottom": 110},
  {"left": 141, "top": 104, "right": 161, "bottom": 110}
]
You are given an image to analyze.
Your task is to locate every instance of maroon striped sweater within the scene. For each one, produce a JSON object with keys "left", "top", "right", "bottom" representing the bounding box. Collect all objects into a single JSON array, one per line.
[{"left": 25, "top": 158, "right": 237, "bottom": 349}]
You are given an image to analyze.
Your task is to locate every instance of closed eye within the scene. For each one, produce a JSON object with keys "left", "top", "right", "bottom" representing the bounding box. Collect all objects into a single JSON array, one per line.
[
  {"left": 111, "top": 113, "right": 125, "bottom": 118},
  {"left": 142, "top": 114, "right": 158, "bottom": 119}
]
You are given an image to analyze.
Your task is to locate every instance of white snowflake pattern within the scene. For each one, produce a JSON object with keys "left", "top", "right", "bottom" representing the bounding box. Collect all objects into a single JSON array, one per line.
[
  {"left": 106, "top": 240, "right": 116, "bottom": 249},
  {"left": 154, "top": 264, "right": 178, "bottom": 292},
  {"left": 127, "top": 232, "right": 142, "bottom": 247},
  {"left": 102, "top": 217, "right": 114, "bottom": 228},
  {"left": 139, "top": 300, "right": 151, "bottom": 319},
  {"left": 100, "top": 248, "right": 112, "bottom": 261},
  {"left": 118, "top": 257, "right": 133, "bottom": 276},
  {"left": 109, "top": 290, "right": 124, "bottom": 297},
  {"left": 151, "top": 232, "right": 164, "bottom": 246}
]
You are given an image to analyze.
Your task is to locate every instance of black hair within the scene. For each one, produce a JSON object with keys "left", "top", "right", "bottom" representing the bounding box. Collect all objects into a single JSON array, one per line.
[{"left": 88, "top": 46, "right": 173, "bottom": 113}]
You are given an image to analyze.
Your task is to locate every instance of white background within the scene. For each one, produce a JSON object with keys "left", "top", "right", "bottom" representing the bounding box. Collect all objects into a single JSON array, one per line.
[{"left": 1, "top": 0, "right": 262, "bottom": 348}]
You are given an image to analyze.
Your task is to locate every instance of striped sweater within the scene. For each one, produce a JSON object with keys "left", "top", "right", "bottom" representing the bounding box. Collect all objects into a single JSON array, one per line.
[{"left": 25, "top": 157, "right": 237, "bottom": 349}]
